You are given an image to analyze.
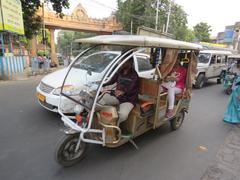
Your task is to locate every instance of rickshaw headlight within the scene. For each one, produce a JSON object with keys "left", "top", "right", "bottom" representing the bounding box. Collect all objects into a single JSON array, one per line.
[
  {"left": 74, "top": 104, "right": 84, "bottom": 114},
  {"left": 53, "top": 85, "right": 81, "bottom": 96}
]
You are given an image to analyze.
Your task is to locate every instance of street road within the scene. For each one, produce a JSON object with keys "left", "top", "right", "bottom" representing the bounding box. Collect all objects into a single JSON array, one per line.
[{"left": 0, "top": 79, "right": 236, "bottom": 180}]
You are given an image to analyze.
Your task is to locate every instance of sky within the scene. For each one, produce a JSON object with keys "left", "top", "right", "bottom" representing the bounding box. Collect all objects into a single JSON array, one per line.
[{"left": 61, "top": 0, "right": 240, "bottom": 37}]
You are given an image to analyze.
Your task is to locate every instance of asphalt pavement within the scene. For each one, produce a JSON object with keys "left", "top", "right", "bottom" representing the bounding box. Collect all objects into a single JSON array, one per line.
[{"left": 0, "top": 79, "right": 238, "bottom": 180}]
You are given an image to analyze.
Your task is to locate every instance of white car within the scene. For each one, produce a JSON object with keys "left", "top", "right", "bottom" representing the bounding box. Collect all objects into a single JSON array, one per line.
[{"left": 36, "top": 51, "right": 155, "bottom": 113}]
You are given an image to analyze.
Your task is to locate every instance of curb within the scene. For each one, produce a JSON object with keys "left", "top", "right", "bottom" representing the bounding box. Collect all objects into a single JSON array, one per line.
[{"left": 0, "top": 67, "right": 63, "bottom": 82}]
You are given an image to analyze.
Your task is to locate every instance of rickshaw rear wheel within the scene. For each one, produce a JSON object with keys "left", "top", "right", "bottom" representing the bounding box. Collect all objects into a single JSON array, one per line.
[
  {"left": 55, "top": 134, "right": 87, "bottom": 167},
  {"left": 170, "top": 110, "right": 185, "bottom": 130}
]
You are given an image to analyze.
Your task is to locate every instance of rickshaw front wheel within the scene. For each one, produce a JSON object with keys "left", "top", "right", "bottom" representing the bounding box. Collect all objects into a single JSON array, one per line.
[
  {"left": 55, "top": 134, "right": 87, "bottom": 167},
  {"left": 170, "top": 110, "right": 185, "bottom": 131}
]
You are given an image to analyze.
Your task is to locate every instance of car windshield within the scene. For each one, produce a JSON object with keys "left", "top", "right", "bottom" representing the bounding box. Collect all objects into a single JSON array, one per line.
[
  {"left": 198, "top": 53, "right": 211, "bottom": 64},
  {"left": 73, "top": 52, "right": 119, "bottom": 73}
]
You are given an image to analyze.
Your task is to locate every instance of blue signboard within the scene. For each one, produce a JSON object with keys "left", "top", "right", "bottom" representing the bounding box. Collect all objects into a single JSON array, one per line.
[{"left": 224, "top": 30, "right": 234, "bottom": 43}]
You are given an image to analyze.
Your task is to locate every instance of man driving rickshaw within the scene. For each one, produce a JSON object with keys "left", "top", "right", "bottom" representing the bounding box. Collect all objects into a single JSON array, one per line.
[{"left": 99, "top": 57, "right": 139, "bottom": 125}]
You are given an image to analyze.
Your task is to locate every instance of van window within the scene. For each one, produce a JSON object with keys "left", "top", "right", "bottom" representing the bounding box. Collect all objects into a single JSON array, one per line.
[
  {"left": 210, "top": 55, "right": 216, "bottom": 64},
  {"left": 198, "top": 53, "right": 211, "bottom": 63},
  {"left": 137, "top": 56, "right": 152, "bottom": 72},
  {"left": 223, "top": 55, "right": 228, "bottom": 64},
  {"left": 216, "top": 56, "right": 221, "bottom": 63}
]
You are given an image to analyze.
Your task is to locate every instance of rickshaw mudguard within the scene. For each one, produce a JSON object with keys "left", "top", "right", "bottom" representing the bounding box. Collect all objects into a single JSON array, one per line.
[{"left": 60, "top": 115, "right": 106, "bottom": 145}]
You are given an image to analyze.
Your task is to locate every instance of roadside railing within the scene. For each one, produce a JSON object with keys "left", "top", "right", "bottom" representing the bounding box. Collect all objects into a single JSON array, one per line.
[{"left": 31, "top": 57, "right": 50, "bottom": 74}]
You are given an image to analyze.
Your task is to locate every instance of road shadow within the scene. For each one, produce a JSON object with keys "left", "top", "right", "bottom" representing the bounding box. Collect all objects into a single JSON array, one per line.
[{"left": 193, "top": 79, "right": 223, "bottom": 91}]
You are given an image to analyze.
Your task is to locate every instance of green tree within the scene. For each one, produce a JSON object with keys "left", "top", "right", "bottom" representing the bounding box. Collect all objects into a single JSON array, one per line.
[
  {"left": 21, "top": 0, "right": 69, "bottom": 39},
  {"left": 193, "top": 22, "right": 212, "bottom": 42},
  {"left": 116, "top": 0, "right": 146, "bottom": 33},
  {"left": 57, "top": 31, "right": 96, "bottom": 57},
  {"left": 115, "top": 0, "right": 190, "bottom": 41},
  {"left": 168, "top": 3, "right": 188, "bottom": 40},
  {"left": 184, "top": 29, "right": 196, "bottom": 42}
]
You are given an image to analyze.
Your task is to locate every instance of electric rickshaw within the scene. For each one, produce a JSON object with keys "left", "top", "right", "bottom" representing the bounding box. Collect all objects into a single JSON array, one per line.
[{"left": 55, "top": 35, "right": 202, "bottom": 167}]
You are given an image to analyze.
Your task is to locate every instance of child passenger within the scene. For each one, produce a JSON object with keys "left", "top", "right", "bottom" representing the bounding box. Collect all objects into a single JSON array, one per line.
[{"left": 161, "top": 60, "right": 187, "bottom": 118}]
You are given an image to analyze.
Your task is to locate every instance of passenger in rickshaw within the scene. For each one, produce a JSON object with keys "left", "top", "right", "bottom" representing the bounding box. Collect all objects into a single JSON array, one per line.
[
  {"left": 99, "top": 58, "right": 139, "bottom": 125},
  {"left": 161, "top": 57, "right": 187, "bottom": 118}
]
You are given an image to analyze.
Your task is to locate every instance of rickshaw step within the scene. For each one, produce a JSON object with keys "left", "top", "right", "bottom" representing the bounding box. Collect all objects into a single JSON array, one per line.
[
  {"left": 121, "top": 133, "right": 133, "bottom": 139},
  {"left": 121, "top": 133, "right": 138, "bottom": 150}
]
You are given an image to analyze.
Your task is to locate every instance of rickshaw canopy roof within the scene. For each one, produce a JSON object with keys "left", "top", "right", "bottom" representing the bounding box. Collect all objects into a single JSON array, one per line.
[{"left": 75, "top": 35, "right": 203, "bottom": 50}]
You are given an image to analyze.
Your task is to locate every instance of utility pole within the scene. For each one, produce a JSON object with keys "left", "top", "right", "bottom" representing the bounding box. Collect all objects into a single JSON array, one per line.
[
  {"left": 130, "top": 19, "right": 133, "bottom": 34},
  {"left": 234, "top": 29, "right": 240, "bottom": 51},
  {"left": 155, "top": 0, "right": 160, "bottom": 30},
  {"left": 70, "top": 42, "right": 72, "bottom": 58},
  {"left": 165, "top": 0, "right": 173, "bottom": 33}
]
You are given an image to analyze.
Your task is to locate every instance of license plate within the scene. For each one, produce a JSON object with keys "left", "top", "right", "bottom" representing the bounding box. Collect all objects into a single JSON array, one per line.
[{"left": 37, "top": 92, "right": 45, "bottom": 102}]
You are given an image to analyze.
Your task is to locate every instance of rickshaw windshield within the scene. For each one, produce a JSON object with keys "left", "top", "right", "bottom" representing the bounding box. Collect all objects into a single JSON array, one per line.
[
  {"left": 60, "top": 45, "right": 134, "bottom": 111},
  {"left": 73, "top": 52, "right": 119, "bottom": 73}
]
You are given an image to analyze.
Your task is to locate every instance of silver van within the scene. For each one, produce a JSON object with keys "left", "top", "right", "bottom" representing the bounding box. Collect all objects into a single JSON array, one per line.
[{"left": 194, "top": 50, "right": 232, "bottom": 88}]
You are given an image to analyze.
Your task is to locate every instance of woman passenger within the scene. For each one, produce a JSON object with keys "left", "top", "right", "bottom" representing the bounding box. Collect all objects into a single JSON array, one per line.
[{"left": 161, "top": 60, "right": 187, "bottom": 118}]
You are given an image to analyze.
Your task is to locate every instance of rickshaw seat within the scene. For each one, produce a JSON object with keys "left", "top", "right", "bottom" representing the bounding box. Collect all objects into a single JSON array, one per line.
[
  {"left": 131, "top": 100, "right": 154, "bottom": 117},
  {"left": 137, "top": 77, "right": 158, "bottom": 116},
  {"left": 140, "top": 100, "right": 154, "bottom": 108},
  {"left": 175, "top": 88, "right": 188, "bottom": 100},
  {"left": 138, "top": 77, "right": 160, "bottom": 97},
  {"left": 175, "top": 92, "right": 183, "bottom": 100}
]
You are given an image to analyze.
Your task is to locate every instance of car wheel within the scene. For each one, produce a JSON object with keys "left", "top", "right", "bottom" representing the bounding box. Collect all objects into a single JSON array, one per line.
[
  {"left": 195, "top": 74, "right": 205, "bottom": 89},
  {"left": 217, "top": 78, "right": 222, "bottom": 84},
  {"left": 217, "top": 71, "right": 225, "bottom": 84}
]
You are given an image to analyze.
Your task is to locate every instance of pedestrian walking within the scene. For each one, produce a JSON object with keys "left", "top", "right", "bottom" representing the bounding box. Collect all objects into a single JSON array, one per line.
[{"left": 223, "top": 74, "right": 240, "bottom": 124}]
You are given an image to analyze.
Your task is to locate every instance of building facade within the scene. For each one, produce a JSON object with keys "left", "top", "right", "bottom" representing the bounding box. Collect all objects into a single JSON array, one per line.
[{"left": 216, "top": 22, "right": 240, "bottom": 52}]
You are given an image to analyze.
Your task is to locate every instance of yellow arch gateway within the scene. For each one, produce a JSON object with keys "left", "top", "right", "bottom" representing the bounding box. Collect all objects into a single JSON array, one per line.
[{"left": 75, "top": 35, "right": 203, "bottom": 50}]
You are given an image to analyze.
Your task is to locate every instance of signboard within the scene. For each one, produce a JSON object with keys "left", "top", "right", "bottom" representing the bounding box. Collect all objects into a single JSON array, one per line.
[
  {"left": 0, "top": 0, "right": 24, "bottom": 35},
  {"left": 137, "top": 26, "right": 174, "bottom": 39},
  {"left": 224, "top": 30, "right": 234, "bottom": 43},
  {"left": 200, "top": 42, "right": 227, "bottom": 48},
  {"left": 224, "top": 26, "right": 234, "bottom": 43},
  {"left": 0, "top": 5, "right": 3, "bottom": 30}
]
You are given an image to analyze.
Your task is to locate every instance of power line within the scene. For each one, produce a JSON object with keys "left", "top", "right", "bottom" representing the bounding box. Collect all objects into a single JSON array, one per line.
[
  {"left": 89, "top": 0, "right": 158, "bottom": 26},
  {"left": 90, "top": 0, "right": 118, "bottom": 11}
]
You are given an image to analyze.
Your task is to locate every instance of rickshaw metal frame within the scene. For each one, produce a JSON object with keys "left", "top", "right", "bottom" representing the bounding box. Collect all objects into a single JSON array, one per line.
[
  {"left": 58, "top": 35, "right": 202, "bottom": 147},
  {"left": 58, "top": 45, "right": 144, "bottom": 146}
]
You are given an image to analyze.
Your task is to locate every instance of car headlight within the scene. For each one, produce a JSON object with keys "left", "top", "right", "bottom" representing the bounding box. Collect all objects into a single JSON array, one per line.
[{"left": 53, "top": 85, "right": 81, "bottom": 96}]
